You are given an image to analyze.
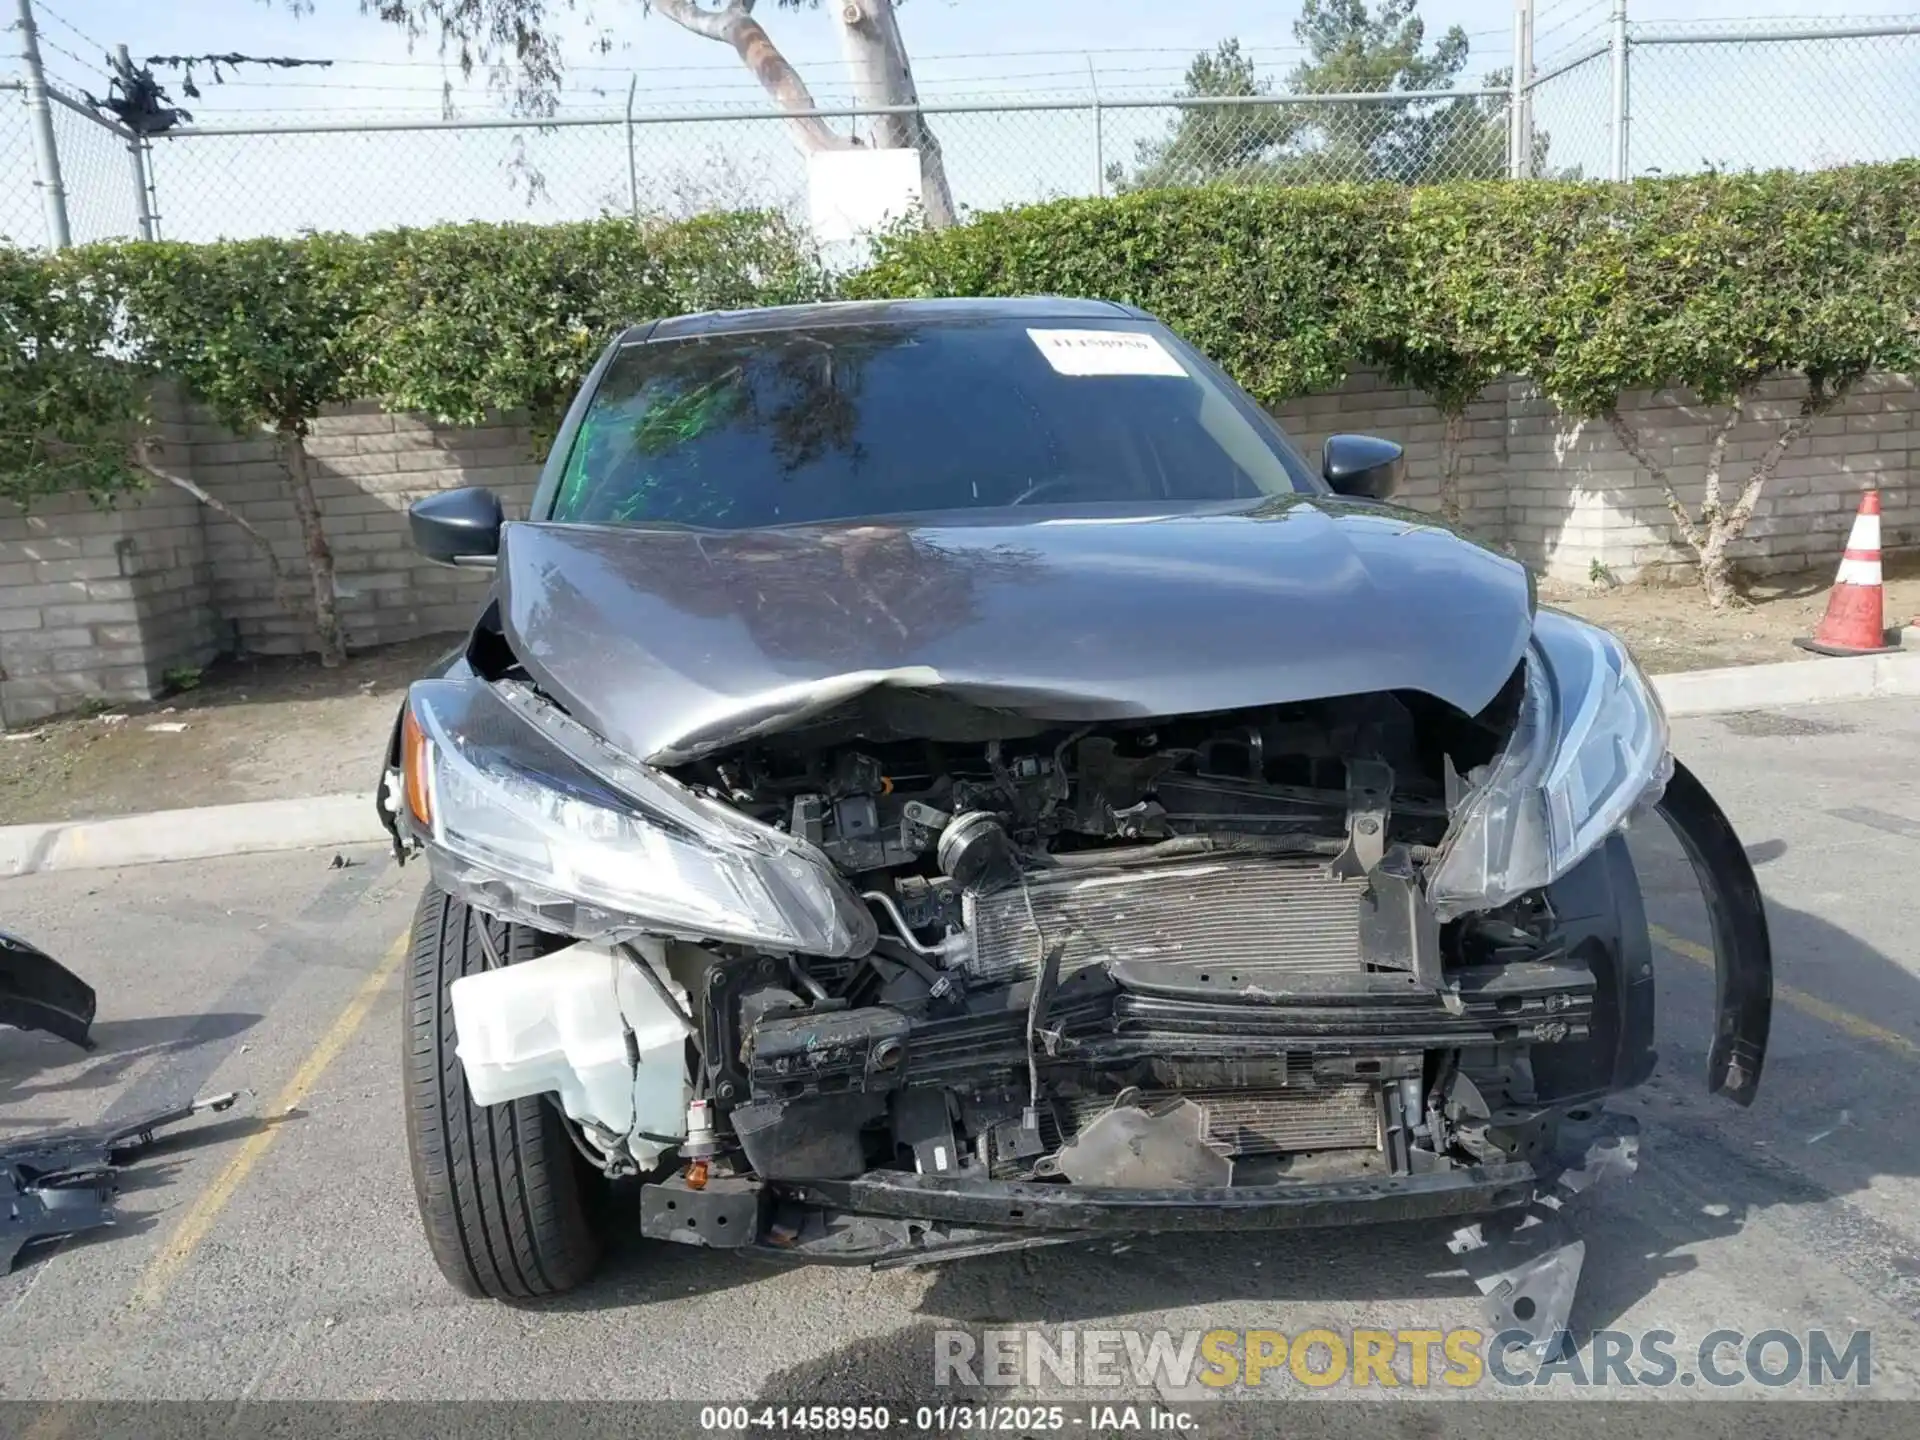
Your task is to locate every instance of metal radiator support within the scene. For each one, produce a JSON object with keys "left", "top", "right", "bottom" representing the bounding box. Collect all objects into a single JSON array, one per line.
[{"left": 961, "top": 857, "right": 1369, "bottom": 986}]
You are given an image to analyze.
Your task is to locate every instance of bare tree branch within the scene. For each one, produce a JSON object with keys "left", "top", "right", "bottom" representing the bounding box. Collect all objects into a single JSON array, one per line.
[
  {"left": 1604, "top": 406, "right": 1703, "bottom": 551},
  {"left": 1724, "top": 379, "right": 1843, "bottom": 541},
  {"left": 132, "top": 437, "right": 306, "bottom": 625},
  {"left": 649, "top": 0, "right": 737, "bottom": 41},
  {"left": 1612, "top": 375, "right": 1849, "bottom": 609},
  {"left": 837, "top": 0, "right": 956, "bottom": 224},
  {"left": 1699, "top": 398, "right": 1744, "bottom": 524},
  {"left": 351, "top": 2, "right": 960, "bottom": 215},
  {"left": 653, "top": 0, "right": 856, "bottom": 153}
]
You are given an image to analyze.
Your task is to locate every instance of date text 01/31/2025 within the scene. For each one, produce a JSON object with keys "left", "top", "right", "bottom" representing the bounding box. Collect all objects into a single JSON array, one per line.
[{"left": 698, "top": 1404, "right": 1199, "bottom": 1432}]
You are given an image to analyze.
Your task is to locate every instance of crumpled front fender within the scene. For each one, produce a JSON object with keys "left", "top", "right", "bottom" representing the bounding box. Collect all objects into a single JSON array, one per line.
[
  {"left": 1655, "top": 757, "right": 1772, "bottom": 1106},
  {"left": 0, "top": 931, "right": 97, "bottom": 1051}
]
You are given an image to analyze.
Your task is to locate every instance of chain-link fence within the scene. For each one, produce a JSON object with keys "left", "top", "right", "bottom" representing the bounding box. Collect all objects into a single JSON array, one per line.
[
  {"left": 0, "top": 79, "right": 37, "bottom": 245},
  {"left": 130, "top": 89, "right": 1517, "bottom": 242},
  {"left": 1, "top": 76, "right": 150, "bottom": 247},
  {"left": 1630, "top": 22, "right": 1920, "bottom": 175},
  {"left": 45, "top": 82, "right": 143, "bottom": 243},
  {"left": 1524, "top": 46, "right": 1615, "bottom": 181},
  {"left": 7, "top": 18, "right": 1920, "bottom": 247}
]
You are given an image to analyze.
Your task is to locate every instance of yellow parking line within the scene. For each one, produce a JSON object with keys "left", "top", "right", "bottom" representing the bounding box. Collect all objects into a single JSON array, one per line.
[
  {"left": 1649, "top": 922, "right": 1920, "bottom": 1060},
  {"left": 125, "top": 929, "right": 411, "bottom": 1314},
  {"left": 19, "top": 1408, "right": 72, "bottom": 1440},
  {"left": 19, "top": 1404, "right": 72, "bottom": 1440}
]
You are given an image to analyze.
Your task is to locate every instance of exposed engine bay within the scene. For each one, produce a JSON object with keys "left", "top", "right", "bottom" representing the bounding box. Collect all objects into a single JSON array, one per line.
[
  {"left": 652, "top": 686, "right": 1581, "bottom": 1188},
  {"left": 432, "top": 677, "right": 1659, "bottom": 1237}
]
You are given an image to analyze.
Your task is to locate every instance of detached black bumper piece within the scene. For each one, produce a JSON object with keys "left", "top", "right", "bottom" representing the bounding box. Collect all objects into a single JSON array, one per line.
[
  {"left": 0, "top": 931, "right": 96, "bottom": 1050},
  {"left": 1656, "top": 758, "right": 1773, "bottom": 1105},
  {"left": 1, "top": 1093, "right": 241, "bottom": 1272}
]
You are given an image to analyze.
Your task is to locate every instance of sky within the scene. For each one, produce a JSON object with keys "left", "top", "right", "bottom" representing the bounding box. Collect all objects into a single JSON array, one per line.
[
  {"left": 9, "top": 1, "right": 1920, "bottom": 242},
  {"left": 22, "top": 1, "right": 1920, "bottom": 117}
]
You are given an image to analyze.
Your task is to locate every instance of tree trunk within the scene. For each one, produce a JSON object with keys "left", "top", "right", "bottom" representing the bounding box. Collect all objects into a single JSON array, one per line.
[
  {"left": 653, "top": 0, "right": 857, "bottom": 156},
  {"left": 280, "top": 428, "right": 347, "bottom": 667},
  {"left": 836, "top": 0, "right": 958, "bottom": 227},
  {"left": 1605, "top": 405, "right": 1731, "bottom": 608},
  {"left": 1438, "top": 411, "right": 1465, "bottom": 525},
  {"left": 1696, "top": 525, "right": 1738, "bottom": 610}
]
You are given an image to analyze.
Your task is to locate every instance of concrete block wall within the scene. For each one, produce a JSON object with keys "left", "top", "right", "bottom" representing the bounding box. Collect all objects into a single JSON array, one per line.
[
  {"left": 0, "top": 394, "right": 541, "bottom": 727},
  {"left": 1499, "top": 373, "right": 1920, "bottom": 583},
  {"left": 1273, "top": 372, "right": 1512, "bottom": 544},
  {"left": 0, "top": 368, "right": 1912, "bottom": 728},
  {"left": 180, "top": 403, "right": 543, "bottom": 656},
  {"left": 0, "top": 487, "right": 223, "bottom": 729},
  {"left": 0, "top": 383, "right": 224, "bottom": 728},
  {"left": 1274, "top": 369, "right": 1915, "bottom": 583}
]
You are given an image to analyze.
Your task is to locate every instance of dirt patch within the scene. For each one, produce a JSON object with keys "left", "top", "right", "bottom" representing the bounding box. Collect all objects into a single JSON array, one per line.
[
  {"left": 0, "top": 635, "right": 459, "bottom": 826},
  {"left": 1549, "top": 561, "right": 1920, "bottom": 674}
]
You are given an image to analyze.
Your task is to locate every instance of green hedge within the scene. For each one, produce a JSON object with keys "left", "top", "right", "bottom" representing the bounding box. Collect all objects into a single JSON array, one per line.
[
  {"left": 351, "top": 212, "right": 826, "bottom": 435},
  {"left": 846, "top": 185, "right": 1404, "bottom": 405},
  {"left": 1, "top": 211, "right": 826, "bottom": 507},
  {"left": 6, "top": 166, "right": 1920, "bottom": 511},
  {"left": 1, "top": 241, "right": 138, "bottom": 501},
  {"left": 852, "top": 165, "right": 1920, "bottom": 417}
]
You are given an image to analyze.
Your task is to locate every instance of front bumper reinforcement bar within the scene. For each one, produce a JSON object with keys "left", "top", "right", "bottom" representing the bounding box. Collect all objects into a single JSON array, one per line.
[{"left": 787, "top": 1160, "right": 1540, "bottom": 1232}]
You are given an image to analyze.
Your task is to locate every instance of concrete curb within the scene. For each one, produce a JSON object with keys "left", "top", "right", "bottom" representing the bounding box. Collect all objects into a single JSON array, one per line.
[
  {"left": 0, "top": 793, "right": 386, "bottom": 878},
  {"left": 1651, "top": 645, "right": 1920, "bottom": 717},
  {"left": 2, "top": 646, "right": 1917, "bottom": 876}
]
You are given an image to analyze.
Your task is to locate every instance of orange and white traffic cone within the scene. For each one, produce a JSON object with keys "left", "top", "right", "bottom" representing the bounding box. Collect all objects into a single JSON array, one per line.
[{"left": 1795, "top": 489, "right": 1901, "bottom": 657}]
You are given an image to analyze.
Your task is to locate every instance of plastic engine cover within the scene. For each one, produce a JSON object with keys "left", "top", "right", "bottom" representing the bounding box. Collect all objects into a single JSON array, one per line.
[{"left": 449, "top": 938, "right": 690, "bottom": 1166}]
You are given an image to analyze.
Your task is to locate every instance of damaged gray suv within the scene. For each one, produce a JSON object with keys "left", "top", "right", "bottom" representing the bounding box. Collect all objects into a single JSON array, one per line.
[{"left": 378, "top": 297, "right": 1771, "bottom": 1351}]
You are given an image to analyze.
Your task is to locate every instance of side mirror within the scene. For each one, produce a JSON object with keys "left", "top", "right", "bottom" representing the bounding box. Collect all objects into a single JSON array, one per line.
[
  {"left": 1321, "top": 434, "right": 1405, "bottom": 502},
  {"left": 410, "top": 487, "right": 503, "bottom": 566}
]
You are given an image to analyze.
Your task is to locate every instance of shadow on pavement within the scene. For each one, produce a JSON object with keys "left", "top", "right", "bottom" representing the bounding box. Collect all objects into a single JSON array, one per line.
[{"left": 0, "top": 1011, "right": 261, "bottom": 1104}]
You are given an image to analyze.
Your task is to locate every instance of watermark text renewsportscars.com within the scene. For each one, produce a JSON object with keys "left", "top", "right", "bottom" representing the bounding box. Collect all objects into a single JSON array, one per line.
[{"left": 933, "top": 1326, "right": 1872, "bottom": 1391}]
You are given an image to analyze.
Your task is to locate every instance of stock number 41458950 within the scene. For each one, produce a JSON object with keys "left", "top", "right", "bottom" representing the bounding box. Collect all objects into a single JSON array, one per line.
[{"left": 699, "top": 1404, "right": 1073, "bottom": 1432}]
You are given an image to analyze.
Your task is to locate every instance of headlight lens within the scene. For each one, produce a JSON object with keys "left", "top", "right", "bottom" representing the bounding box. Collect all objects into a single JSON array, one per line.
[
  {"left": 408, "top": 678, "right": 876, "bottom": 956},
  {"left": 1427, "top": 610, "right": 1671, "bottom": 921}
]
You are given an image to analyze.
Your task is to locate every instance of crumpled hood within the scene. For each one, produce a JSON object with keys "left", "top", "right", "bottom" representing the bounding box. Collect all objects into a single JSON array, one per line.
[{"left": 494, "top": 496, "right": 1534, "bottom": 764}]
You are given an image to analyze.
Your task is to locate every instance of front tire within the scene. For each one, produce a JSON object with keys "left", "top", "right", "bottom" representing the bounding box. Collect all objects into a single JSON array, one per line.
[{"left": 402, "top": 884, "right": 603, "bottom": 1299}]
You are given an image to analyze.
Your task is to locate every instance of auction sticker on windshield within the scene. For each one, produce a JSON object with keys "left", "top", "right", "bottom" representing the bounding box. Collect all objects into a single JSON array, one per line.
[{"left": 1028, "top": 328, "right": 1188, "bottom": 376}]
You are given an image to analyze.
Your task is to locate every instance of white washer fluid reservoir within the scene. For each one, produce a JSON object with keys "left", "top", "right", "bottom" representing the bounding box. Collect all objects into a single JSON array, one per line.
[{"left": 449, "top": 937, "right": 690, "bottom": 1166}]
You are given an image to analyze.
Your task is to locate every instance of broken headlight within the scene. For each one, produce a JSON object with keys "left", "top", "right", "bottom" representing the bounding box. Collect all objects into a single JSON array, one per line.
[
  {"left": 404, "top": 678, "right": 877, "bottom": 956},
  {"left": 1427, "top": 609, "right": 1670, "bottom": 921}
]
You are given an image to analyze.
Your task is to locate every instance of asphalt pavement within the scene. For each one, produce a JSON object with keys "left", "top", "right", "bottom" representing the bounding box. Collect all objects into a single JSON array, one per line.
[{"left": 4, "top": 697, "right": 1920, "bottom": 1415}]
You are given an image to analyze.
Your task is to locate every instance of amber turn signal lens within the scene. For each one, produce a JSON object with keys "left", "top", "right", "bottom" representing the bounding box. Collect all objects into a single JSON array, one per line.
[{"left": 402, "top": 706, "right": 432, "bottom": 827}]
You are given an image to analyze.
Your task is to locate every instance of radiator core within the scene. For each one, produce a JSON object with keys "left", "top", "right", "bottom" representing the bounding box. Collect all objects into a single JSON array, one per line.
[
  {"left": 1061, "top": 1085, "right": 1382, "bottom": 1156},
  {"left": 961, "top": 857, "right": 1368, "bottom": 985}
]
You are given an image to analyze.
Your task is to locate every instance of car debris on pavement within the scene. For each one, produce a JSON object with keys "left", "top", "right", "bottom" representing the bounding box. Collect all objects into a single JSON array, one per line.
[
  {"left": 1, "top": 1093, "right": 244, "bottom": 1272},
  {"left": 1, "top": 930, "right": 98, "bottom": 1051}
]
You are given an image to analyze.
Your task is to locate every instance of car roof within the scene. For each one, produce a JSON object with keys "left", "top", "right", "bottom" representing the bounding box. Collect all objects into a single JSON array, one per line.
[{"left": 625, "top": 295, "right": 1149, "bottom": 344}]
